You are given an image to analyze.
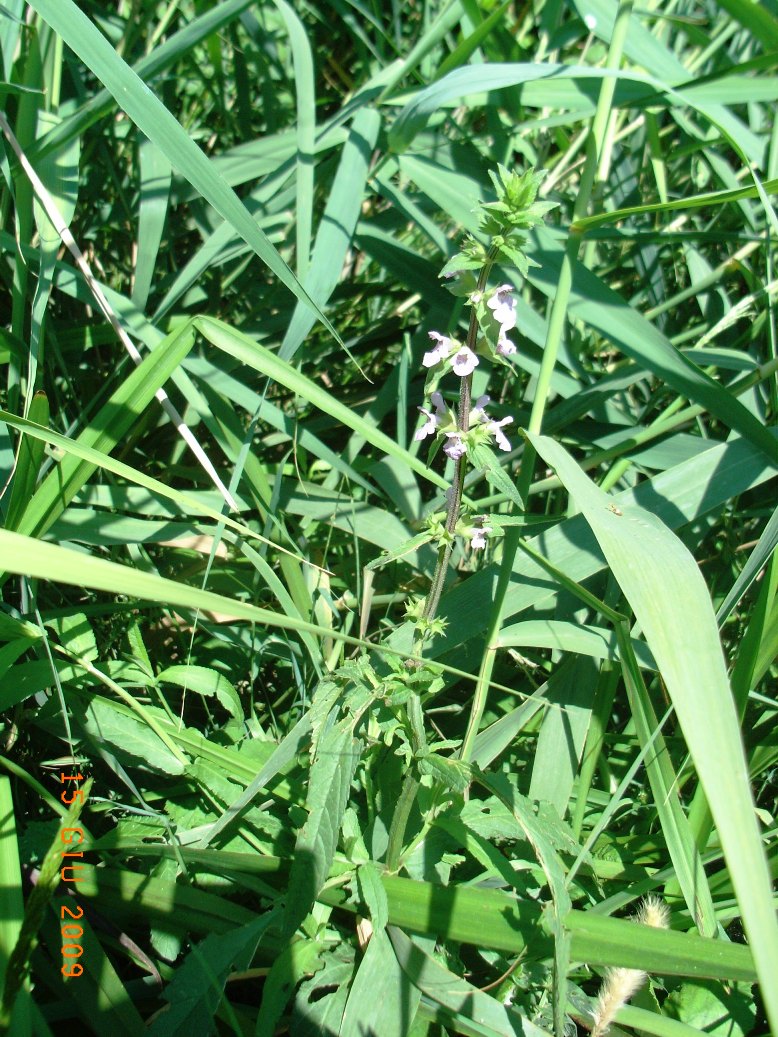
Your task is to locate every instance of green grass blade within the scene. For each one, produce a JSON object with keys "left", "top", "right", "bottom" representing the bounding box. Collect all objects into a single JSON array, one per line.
[
  {"left": 0, "top": 405, "right": 303, "bottom": 561},
  {"left": 574, "top": 177, "right": 778, "bottom": 231},
  {"left": 132, "top": 138, "right": 171, "bottom": 311},
  {"left": 73, "top": 857, "right": 760, "bottom": 984},
  {"left": 13, "top": 322, "right": 196, "bottom": 541},
  {"left": 716, "top": 504, "right": 778, "bottom": 624},
  {"left": 31, "top": 0, "right": 258, "bottom": 160},
  {"left": 702, "top": 0, "right": 778, "bottom": 51},
  {"left": 0, "top": 528, "right": 366, "bottom": 652},
  {"left": 0, "top": 777, "right": 29, "bottom": 1037},
  {"left": 279, "top": 107, "right": 380, "bottom": 362},
  {"left": 529, "top": 226, "right": 778, "bottom": 461},
  {"left": 565, "top": 909, "right": 756, "bottom": 982},
  {"left": 4, "top": 390, "right": 48, "bottom": 531},
  {"left": 340, "top": 928, "right": 421, "bottom": 1037},
  {"left": 27, "top": 0, "right": 342, "bottom": 346},
  {"left": 272, "top": 0, "right": 315, "bottom": 284},
  {"left": 196, "top": 316, "right": 448, "bottom": 490},
  {"left": 528, "top": 432, "right": 778, "bottom": 1033}
]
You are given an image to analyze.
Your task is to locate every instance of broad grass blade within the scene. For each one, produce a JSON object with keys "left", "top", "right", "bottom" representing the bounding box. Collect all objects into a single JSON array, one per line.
[{"left": 529, "top": 432, "right": 778, "bottom": 1032}]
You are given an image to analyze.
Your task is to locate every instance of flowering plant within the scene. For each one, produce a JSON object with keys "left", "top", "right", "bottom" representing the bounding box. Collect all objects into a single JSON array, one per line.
[{"left": 413, "top": 167, "right": 552, "bottom": 622}]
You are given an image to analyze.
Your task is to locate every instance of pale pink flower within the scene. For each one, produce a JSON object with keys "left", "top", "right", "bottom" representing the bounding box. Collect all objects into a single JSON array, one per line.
[
  {"left": 470, "top": 290, "right": 483, "bottom": 304},
  {"left": 451, "top": 345, "right": 479, "bottom": 377},
  {"left": 443, "top": 433, "right": 466, "bottom": 460},
  {"left": 423, "top": 331, "right": 454, "bottom": 368},
  {"left": 488, "top": 416, "right": 513, "bottom": 451},
  {"left": 471, "top": 526, "right": 492, "bottom": 550},
  {"left": 487, "top": 284, "right": 516, "bottom": 331}
]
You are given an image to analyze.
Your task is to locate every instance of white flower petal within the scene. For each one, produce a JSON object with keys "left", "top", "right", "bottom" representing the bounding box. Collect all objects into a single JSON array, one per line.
[
  {"left": 443, "top": 433, "right": 467, "bottom": 460},
  {"left": 496, "top": 333, "right": 517, "bottom": 356},
  {"left": 488, "top": 416, "right": 513, "bottom": 451},
  {"left": 471, "top": 394, "right": 491, "bottom": 424},
  {"left": 487, "top": 284, "right": 517, "bottom": 331},
  {"left": 451, "top": 346, "right": 479, "bottom": 377},
  {"left": 471, "top": 526, "right": 492, "bottom": 550},
  {"left": 414, "top": 406, "right": 438, "bottom": 441},
  {"left": 422, "top": 331, "right": 453, "bottom": 368}
]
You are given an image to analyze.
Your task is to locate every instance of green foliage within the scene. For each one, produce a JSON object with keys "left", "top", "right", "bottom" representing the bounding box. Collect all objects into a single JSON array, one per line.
[{"left": 0, "top": 1, "right": 775, "bottom": 1035}]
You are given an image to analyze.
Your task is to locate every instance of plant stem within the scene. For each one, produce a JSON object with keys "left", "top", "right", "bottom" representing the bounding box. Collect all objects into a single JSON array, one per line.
[
  {"left": 460, "top": 525, "right": 520, "bottom": 762},
  {"left": 388, "top": 249, "right": 499, "bottom": 872},
  {"left": 423, "top": 250, "right": 497, "bottom": 624},
  {"left": 385, "top": 771, "right": 419, "bottom": 872}
]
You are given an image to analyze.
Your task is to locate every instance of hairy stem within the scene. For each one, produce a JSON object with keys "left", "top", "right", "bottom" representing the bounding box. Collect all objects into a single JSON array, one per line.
[
  {"left": 388, "top": 249, "right": 499, "bottom": 872},
  {"left": 423, "top": 249, "right": 497, "bottom": 624}
]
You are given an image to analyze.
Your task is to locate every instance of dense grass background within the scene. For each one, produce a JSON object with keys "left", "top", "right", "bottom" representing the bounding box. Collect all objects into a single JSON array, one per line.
[{"left": 0, "top": 1, "right": 776, "bottom": 1034}]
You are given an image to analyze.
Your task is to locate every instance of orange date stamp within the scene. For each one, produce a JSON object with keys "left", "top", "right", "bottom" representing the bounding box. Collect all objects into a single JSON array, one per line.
[{"left": 59, "top": 770, "right": 88, "bottom": 978}]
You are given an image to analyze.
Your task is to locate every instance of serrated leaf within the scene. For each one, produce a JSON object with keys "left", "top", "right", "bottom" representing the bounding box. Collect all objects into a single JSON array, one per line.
[
  {"left": 46, "top": 612, "right": 97, "bottom": 662},
  {"left": 126, "top": 619, "right": 153, "bottom": 677},
  {"left": 663, "top": 978, "right": 756, "bottom": 1035},
  {"left": 469, "top": 442, "right": 523, "bottom": 508},
  {"left": 417, "top": 752, "right": 471, "bottom": 793},
  {"left": 476, "top": 772, "right": 572, "bottom": 1037},
  {"left": 79, "top": 697, "right": 185, "bottom": 776},
  {"left": 292, "top": 946, "right": 355, "bottom": 1036},
  {"left": 148, "top": 914, "right": 277, "bottom": 1037},
  {"left": 255, "top": 937, "right": 325, "bottom": 1037},
  {"left": 283, "top": 717, "right": 360, "bottom": 938},
  {"left": 156, "top": 664, "right": 242, "bottom": 721},
  {"left": 366, "top": 530, "right": 436, "bottom": 571}
]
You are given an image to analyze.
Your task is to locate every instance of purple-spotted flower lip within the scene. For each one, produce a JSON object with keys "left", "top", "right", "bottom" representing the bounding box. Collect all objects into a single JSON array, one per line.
[
  {"left": 487, "top": 283, "right": 517, "bottom": 331},
  {"left": 488, "top": 416, "right": 513, "bottom": 452},
  {"left": 443, "top": 432, "right": 467, "bottom": 460},
  {"left": 423, "top": 331, "right": 454, "bottom": 368},
  {"left": 451, "top": 345, "right": 479, "bottom": 377},
  {"left": 470, "top": 525, "right": 492, "bottom": 550}
]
